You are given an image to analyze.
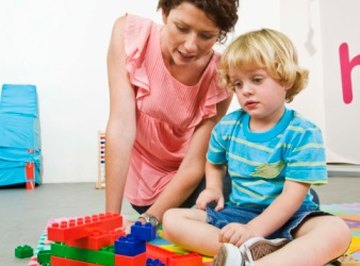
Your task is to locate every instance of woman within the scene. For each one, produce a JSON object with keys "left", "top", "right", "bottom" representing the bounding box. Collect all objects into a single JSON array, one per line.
[{"left": 105, "top": 0, "right": 239, "bottom": 226}]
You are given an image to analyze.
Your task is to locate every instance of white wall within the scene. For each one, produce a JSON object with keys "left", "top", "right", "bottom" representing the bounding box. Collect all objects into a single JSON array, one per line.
[
  {"left": 0, "top": 0, "right": 162, "bottom": 183},
  {"left": 279, "top": 0, "right": 360, "bottom": 164},
  {"left": 318, "top": 0, "right": 360, "bottom": 164},
  {"left": 279, "top": 0, "right": 325, "bottom": 129},
  {"left": 1, "top": 0, "right": 329, "bottom": 183}
]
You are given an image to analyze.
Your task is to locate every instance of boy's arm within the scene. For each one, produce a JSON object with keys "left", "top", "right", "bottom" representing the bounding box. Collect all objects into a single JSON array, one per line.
[
  {"left": 206, "top": 162, "right": 226, "bottom": 191},
  {"left": 196, "top": 162, "right": 227, "bottom": 210},
  {"left": 247, "top": 180, "right": 310, "bottom": 237}
]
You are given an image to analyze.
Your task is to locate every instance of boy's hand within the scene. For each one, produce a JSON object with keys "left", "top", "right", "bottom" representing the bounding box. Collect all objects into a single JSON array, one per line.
[
  {"left": 219, "top": 223, "right": 257, "bottom": 247},
  {"left": 196, "top": 188, "right": 224, "bottom": 211}
]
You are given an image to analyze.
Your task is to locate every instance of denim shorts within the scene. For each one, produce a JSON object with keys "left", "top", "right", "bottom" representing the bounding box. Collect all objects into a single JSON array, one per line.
[{"left": 206, "top": 203, "right": 331, "bottom": 240}]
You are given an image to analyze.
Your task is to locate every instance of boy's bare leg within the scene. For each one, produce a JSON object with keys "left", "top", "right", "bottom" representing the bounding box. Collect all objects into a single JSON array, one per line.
[
  {"left": 253, "top": 216, "right": 351, "bottom": 266},
  {"left": 162, "top": 208, "right": 222, "bottom": 256}
]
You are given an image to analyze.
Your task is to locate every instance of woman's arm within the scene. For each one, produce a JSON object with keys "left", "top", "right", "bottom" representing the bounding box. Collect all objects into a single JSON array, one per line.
[
  {"left": 145, "top": 95, "right": 233, "bottom": 222},
  {"left": 105, "top": 16, "right": 137, "bottom": 213}
]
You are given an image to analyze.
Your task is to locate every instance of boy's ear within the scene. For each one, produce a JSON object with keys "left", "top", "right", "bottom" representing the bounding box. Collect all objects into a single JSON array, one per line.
[{"left": 282, "top": 82, "right": 292, "bottom": 91}]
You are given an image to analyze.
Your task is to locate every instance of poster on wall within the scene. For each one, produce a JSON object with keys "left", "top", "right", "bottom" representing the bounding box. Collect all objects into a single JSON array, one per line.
[{"left": 319, "top": 0, "right": 360, "bottom": 164}]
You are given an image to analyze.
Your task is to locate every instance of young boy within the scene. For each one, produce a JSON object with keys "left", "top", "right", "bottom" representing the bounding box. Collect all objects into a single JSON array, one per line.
[{"left": 162, "top": 28, "right": 351, "bottom": 266}]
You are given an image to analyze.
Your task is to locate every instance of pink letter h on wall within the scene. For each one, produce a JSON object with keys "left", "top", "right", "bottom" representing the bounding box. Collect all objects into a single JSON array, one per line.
[{"left": 339, "top": 42, "right": 360, "bottom": 104}]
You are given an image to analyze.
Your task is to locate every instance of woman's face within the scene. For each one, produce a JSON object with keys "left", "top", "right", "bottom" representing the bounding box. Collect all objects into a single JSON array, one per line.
[{"left": 161, "top": 2, "right": 220, "bottom": 66}]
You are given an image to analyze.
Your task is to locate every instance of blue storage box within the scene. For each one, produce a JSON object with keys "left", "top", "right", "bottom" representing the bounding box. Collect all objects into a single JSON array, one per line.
[{"left": 0, "top": 84, "right": 41, "bottom": 186}]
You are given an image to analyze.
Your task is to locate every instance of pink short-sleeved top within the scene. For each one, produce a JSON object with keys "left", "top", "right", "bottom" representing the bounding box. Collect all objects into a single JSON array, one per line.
[{"left": 123, "top": 14, "right": 230, "bottom": 205}]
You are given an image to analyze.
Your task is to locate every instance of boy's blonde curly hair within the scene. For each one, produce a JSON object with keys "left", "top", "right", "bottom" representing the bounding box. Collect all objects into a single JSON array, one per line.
[{"left": 219, "top": 28, "right": 309, "bottom": 103}]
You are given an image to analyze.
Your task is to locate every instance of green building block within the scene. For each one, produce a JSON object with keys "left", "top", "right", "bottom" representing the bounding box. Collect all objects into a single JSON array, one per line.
[
  {"left": 51, "top": 242, "right": 115, "bottom": 266},
  {"left": 37, "top": 249, "right": 52, "bottom": 264},
  {"left": 15, "top": 245, "right": 34, "bottom": 258}
]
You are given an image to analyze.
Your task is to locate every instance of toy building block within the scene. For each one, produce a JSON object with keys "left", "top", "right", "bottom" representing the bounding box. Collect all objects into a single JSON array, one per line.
[
  {"left": 47, "top": 213, "right": 122, "bottom": 242},
  {"left": 68, "top": 228, "right": 125, "bottom": 250},
  {"left": 114, "top": 252, "right": 147, "bottom": 266},
  {"left": 51, "top": 255, "right": 104, "bottom": 266},
  {"left": 167, "top": 253, "right": 203, "bottom": 266},
  {"left": 15, "top": 244, "right": 34, "bottom": 258},
  {"left": 51, "top": 242, "right": 115, "bottom": 266},
  {"left": 36, "top": 249, "right": 52, "bottom": 265},
  {"left": 146, "top": 258, "right": 166, "bottom": 266},
  {"left": 25, "top": 162, "right": 36, "bottom": 190},
  {"left": 146, "top": 243, "right": 177, "bottom": 263},
  {"left": 131, "top": 221, "right": 156, "bottom": 242},
  {"left": 96, "top": 131, "right": 106, "bottom": 189},
  {"left": 114, "top": 234, "right": 146, "bottom": 256}
]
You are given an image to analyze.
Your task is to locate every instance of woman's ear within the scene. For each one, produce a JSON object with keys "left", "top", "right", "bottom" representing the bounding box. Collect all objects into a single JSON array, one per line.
[{"left": 162, "top": 8, "right": 168, "bottom": 24}]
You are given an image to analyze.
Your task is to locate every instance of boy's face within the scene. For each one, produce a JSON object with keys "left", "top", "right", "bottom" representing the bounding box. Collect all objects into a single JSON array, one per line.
[{"left": 229, "top": 68, "right": 289, "bottom": 131}]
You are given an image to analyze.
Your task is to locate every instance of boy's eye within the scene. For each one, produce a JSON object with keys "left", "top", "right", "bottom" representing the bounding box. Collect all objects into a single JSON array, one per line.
[
  {"left": 253, "top": 77, "right": 263, "bottom": 84},
  {"left": 232, "top": 81, "right": 243, "bottom": 90}
]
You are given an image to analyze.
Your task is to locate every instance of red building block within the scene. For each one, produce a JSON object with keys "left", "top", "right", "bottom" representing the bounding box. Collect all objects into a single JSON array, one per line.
[
  {"left": 47, "top": 213, "right": 122, "bottom": 242},
  {"left": 68, "top": 228, "right": 125, "bottom": 250},
  {"left": 25, "top": 162, "right": 35, "bottom": 190},
  {"left": 146, "top": 243, "right": 176, "bottom": 265},
  {"left": 115, "top": 252, "right": 147, "bottom": 266},
  {"left": 51, "top": 255, "right": 103, "bottom": 266}
]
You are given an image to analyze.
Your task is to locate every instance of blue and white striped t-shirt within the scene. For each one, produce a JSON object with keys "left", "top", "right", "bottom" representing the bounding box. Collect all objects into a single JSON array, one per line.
[{"left": 207, "top": 108, "right": 327, "bottom": 209}]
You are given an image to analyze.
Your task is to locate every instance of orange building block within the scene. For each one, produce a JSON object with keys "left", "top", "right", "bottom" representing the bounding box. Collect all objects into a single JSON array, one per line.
[
  {"left": 115, "top": 252, "right": 147, "bottom": 266},
  {"left": 167, "top": 253, "right": 203, "bottom": 266}
]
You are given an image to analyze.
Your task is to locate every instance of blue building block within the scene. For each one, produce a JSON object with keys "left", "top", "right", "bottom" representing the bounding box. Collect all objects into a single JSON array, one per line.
[
  {"left": 146, "top": 258, "right": 165, "bottom": 266},
  {"left": 131, "top": 221, "right": 156, "bottom": 242},
  {"left": 114, "top": 234, "right": 146, "bottom": 256}
]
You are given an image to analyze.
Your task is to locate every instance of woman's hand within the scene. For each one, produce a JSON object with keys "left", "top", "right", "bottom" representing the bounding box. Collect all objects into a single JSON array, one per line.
[{"left": 122, "top": 218, "right": 136, "bottom": 234}]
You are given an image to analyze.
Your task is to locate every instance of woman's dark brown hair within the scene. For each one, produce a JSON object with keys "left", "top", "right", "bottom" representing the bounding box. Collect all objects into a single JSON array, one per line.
[{"left": 157, "top": 0, "right": 239, "bottom": 43}]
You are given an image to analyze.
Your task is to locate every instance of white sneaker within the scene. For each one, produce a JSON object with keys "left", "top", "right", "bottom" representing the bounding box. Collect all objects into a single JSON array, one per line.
[
  {"left": 213, "top": 243, "right": 244, "bottom": 266},
  {"left": 240, "top": 237, "right": 289, "bottom": 265},
  {"left": 212, "top": 237, "right": 289, "bottom": 266}
]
